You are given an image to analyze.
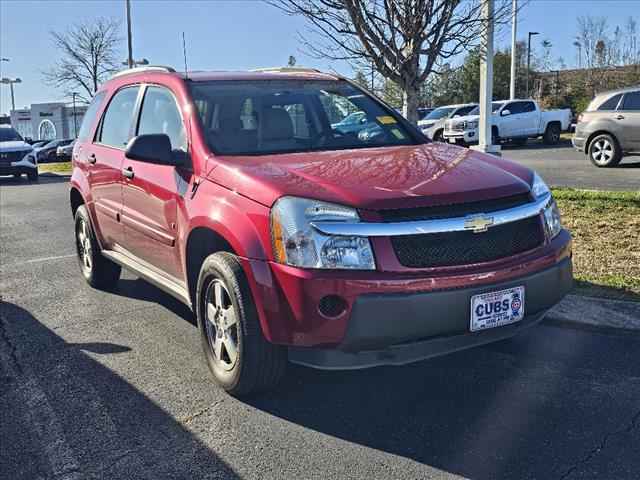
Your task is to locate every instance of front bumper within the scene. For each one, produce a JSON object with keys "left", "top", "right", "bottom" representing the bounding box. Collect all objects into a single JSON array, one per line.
[
  {"left": 443, "top": 130, "right": 477, "bottom": 144},
  {"left": 571, "top": 135, "right": 586, "bottom": 152},
  {"left": 288, "top": 257, "right": 572, "bottom": 369},
  {"left": 0, "top": 157, "right": 37, "bottom": 176}
]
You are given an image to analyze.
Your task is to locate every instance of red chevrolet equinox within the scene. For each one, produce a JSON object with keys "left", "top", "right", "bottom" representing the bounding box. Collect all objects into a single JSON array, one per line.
[{"left": 70, "top": 66, "right": 573, "bottom": 395}]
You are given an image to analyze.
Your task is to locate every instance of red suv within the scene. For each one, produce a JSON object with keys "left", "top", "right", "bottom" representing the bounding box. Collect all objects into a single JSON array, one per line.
[{"left": 70, "top": 66, "right": 573, "bottom": 395}]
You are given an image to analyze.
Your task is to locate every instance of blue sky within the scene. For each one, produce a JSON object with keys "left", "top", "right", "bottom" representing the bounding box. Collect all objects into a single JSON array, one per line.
[{"left": 1, "top": 0, "right": 639, "bottom": 114}]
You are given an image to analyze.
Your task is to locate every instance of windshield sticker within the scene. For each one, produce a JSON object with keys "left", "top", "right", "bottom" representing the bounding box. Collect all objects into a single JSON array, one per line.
[
  {"left": 390, "top": 128, "right": 405, "bottom": 139},
  {"left": 377, "top": 116, "right": 397, "bottom": 125}
]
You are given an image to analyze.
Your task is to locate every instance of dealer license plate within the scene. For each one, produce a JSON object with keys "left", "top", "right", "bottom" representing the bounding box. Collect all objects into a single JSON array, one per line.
[{"left": 470, "top": 286, "right": 525, "bottom": 332}]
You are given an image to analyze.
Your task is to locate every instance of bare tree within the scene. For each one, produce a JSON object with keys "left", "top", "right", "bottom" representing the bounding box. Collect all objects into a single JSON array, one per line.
[
  {"left": 44, "top": 18, "right": 121, "bottom": 101},
  {"left": 269, "top": 0, "right": 510, "bottom": 123}
]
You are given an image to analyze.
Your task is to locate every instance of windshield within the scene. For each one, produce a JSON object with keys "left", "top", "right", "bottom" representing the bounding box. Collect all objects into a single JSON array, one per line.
[
  {"left": 189, "top": 80, "right": 418, "bottom": 155},
  {"left": 468, "top": 102, "right": 506, "bottom": 116},
  {"left": 417, "top": 109, "right": 432, "bottom": 120},
  {"left": 425, "top": 107, "right": 455, "bottom": 120},
  {"left": 0, "top": 128, "right": 24, "bottom": 142}
]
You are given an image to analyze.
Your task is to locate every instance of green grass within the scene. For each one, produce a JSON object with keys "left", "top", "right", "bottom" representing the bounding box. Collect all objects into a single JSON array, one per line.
[
  {"left": 552, "top": 187, "right": 640, "bottom": 302},
  {"left": 38, "top": 161, "right": 72, "bottom": 175}
]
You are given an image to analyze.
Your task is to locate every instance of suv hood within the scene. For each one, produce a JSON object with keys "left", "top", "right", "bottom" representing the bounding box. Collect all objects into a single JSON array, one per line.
[
  {"left": 0, "top": 140, "right": 33, "bottom": 153},
  {"left": 210, "top": 143, "right": 533, "bottom": 211}
]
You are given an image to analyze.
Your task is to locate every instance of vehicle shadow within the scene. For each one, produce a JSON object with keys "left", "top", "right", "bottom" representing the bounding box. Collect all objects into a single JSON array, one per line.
[
  {"left": 0, "top": 301, "right": 239, "bottom": 479},
  {"left": 501, "top": 138, "right": 573, "bottom": 151},
  {"left": 0, "top": 174, "right": 70, "bottom": 186}
]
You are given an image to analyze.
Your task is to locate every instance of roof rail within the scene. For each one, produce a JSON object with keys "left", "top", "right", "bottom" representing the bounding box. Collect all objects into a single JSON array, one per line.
[
  {"left": 111, "top": 65, "right": 176, "bottom": 79},
  {"left": 250, "top": 66, "right": 323, "bottom": 74}
]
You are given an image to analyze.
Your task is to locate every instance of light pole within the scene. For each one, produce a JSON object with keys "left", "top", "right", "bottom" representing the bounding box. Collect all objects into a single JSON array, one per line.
[
  {"left": 126, "top": 0, "right": 134, "bottom": 68},
  {"left": 122, "top": 58, "right": 149, "bottom": 68},
  {"left": 71, "top": 92, "right": 78, "bottom": 138},
  {"left": 526, "top": 31, "right": 539, "bottom": 98},
  {"left": 1, "top": 77, "right": 22, "bottom": 111},
  {"left": 509, "top": 0, "right": 517, "bottom": 99}
]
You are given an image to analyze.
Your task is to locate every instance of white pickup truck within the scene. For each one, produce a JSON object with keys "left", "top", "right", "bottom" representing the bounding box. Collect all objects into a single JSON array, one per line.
[{"left": 443, "top": 99, "right": 572, "bottom": 146}]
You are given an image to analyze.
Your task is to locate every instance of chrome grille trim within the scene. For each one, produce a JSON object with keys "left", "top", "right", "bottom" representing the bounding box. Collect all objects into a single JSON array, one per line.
[{"left": 310, "top": 193, "right": 550, "bottom": 238}]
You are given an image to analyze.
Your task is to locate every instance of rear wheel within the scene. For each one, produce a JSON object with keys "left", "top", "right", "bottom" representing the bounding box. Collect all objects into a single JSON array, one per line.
[
  {"left": 491, "top": 127, "right": 500, "bottom": 145},
  {"left": 196, "top": 252, "right": 286, "bottom": 396},
  {"left": 74, "top": 205, "right": 121, "bottom": 289},
  {"left": 12, "top": 173, "right": 21, "bottom": 179},
  {"left": 543, "top": 123, "right": 561, "bottom": 145},
  {"left": 588, "top": 134, "right": 622, "bottom": 168}
]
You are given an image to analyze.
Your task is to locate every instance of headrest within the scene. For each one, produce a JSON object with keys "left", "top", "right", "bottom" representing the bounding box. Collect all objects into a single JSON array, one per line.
[{"left": 262, "top": 108, "right": 293, "bottom": 141}]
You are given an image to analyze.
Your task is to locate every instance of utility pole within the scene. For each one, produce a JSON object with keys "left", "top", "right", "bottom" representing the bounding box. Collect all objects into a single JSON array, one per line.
[
  {"left": 71, "top": 92, "right": 78, "bottom": 137},
  {"left": 1, "top": 77, "right": 21, "bottom": 111},
  {"left": 471, "top": 0, "right": 500, "bottom": 156},
  {"left": 126, "top": 0, "right": 134, "bottom": 68},
  {"left": 526, "top": 31, "right": 539, "bottom": 98},
  {"left": 510, "top": 0, "right": 517, "bottom": 99},
  {"left": 370, "top": 59, "right": 374, "bottom": 92}
]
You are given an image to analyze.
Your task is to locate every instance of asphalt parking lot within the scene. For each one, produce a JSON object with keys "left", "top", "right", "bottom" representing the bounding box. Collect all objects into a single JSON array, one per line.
[
  {"left": 1, "top": 176, "right": 640, "bottom": 480},
  {"left": 501, "top": 139, "right": 640, "bottom": 191}
]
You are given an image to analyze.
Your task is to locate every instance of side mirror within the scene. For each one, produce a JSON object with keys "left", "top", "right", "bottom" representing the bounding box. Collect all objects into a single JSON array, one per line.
[
  {"left": 125, "top": 134, "right": 181, "bottom": 165},
  {"left": 501, "top": 109, "right": 511, "bottom": 116}
]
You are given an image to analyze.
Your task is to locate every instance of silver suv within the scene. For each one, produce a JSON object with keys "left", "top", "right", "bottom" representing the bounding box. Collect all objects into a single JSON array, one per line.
[{"left": 573, "top": 86, "right": 640, "bottom": 167}]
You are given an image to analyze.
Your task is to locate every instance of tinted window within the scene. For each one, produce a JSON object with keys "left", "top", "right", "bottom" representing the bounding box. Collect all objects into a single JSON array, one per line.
[
  {"left": 621, "top": 91, "right": 640, "bottom": 111},
  {"left": 455, "top": 105, "right": 476, "bottom": 117},
  {"left": 99, "top": 87, "right": 139, "bottom": 148},
  {"left": 78, "top": 92, "right": 106, "bottom": 141},
  {"left": 598, "top": 94, "right": 622, "bottom": 111},
  {"left": 522, "top": 101, "right": 536, "bottom": 113},
  {"left": 426, "top": 107, "right": 455, "bottom": 120},
  {"left": 137, "top": 86, "right": 187, "bottom": 150},
  {"left": 0, "top": 127, "right": 23, "bottom": 142},
  {"left": 189, "top": 80, "right": 416, "bottom": 155},
  {"left": 505, "top": 102, "right": 523, "bottom": 114}
]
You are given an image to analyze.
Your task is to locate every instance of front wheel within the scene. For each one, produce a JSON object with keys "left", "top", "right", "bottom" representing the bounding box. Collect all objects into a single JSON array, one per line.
[
  {"left": 433, "top": 130, "right": 444, "bottom": 142},
  {"left": 196, "top": 252, "right": 286, "bottom": 396},
  {"left": 588, "top": 134, "right": 622, "bottom": 167}
]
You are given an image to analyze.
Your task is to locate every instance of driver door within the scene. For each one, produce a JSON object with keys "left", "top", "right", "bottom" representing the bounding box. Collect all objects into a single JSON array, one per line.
[{"left": 120, "top": 85, "right": 190, "bottom": 280}]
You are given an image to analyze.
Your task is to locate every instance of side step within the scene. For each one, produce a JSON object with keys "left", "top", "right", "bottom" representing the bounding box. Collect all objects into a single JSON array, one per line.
[{"left": 101, "top": 249, "right": 192, "bottom": 308}]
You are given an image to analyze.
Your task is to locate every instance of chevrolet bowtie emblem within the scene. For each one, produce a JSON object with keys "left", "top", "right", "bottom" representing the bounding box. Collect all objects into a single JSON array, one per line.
[{"left": 464, "top": 214, "right": 494, "bottom": 233}]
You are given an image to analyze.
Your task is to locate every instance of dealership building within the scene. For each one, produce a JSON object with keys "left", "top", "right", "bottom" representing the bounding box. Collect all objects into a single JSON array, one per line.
[{"left": 9, "top": 102, "right": 88, "bottom": 141}]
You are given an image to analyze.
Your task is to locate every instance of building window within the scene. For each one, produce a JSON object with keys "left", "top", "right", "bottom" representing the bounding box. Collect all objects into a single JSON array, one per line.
[{"left": 38, "top": 119, "right": 56, "bottom": 140}]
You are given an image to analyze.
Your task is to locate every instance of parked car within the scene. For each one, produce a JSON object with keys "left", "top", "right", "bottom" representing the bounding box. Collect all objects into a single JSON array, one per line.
[
  {"left": 572, "top": 86, "right": 640, "bottom": 167},
  {"left": 31, "top": 140, "right": 48, "bottom": 149},
  {"left": 417, "top": 107, "right": 434, "bottom": 121},
  {"left": 70, "top": 66, "right": 573, "bottom": 396},
  {"left": 418, "top": 104, "right": 478, "bottom": 141},
  {"left": 37, "top": 138, "right": 74, "bottom": 163},
  {"left": 57, "top": 140, "right": 75, "bottom": 161},
  {"left": 444, "top": 100, "right": 572, "bottom": 146},
  {"left": 0, "top": 125, "right": 38, "bottom": 181},
  {"left": 331, "top": 111, "right": 369, "bottom": 135}
]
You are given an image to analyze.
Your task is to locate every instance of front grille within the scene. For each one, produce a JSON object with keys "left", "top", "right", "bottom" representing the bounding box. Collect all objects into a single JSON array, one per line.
[
  {"left": 0, "top": 151, "right": 26, "bottom": 164},
  {"left": 391, "top": 216, "right": 545, "bottom": 268},
  {"left": 449, "top": 122, "right": 466, "bottom": 132},
  {"left": 379, "top": 193, "right": 532, "bottom": 222}
]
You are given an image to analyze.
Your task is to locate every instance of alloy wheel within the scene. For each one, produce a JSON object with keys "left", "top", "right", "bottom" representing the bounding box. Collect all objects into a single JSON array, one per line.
[
  {"left": 204, "top": 279, "right": 239, "bottom": 371},
  {"left": 76, "top": 218, "right": 93, "bottom": 275},
  {"left": 591, "top": 138, "right": 613, "bottom": 165}
]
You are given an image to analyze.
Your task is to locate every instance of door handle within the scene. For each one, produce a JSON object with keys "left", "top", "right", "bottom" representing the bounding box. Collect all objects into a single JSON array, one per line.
[
  {"left": 123, "top": 166, "right": 134, "bottom": 179},
  {"left": 87, "top": 153, "right": 97, "bottom": 164},
  {"left": 616, "top": 114, "right": 625, "bottom": 120}
]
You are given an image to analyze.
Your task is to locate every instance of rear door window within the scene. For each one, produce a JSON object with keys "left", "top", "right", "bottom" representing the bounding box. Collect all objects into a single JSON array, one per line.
[
  {"left": 98, "top": 86, "right": 140, "bottom": 148},
  {"left": 521, "top": 101, "right": 536, "bottom": 113},
  {"left": 620, "top": 91, "right": 640, "bottom": 111},
  {"left": 597, "top": 94, "right": 622, "bottom": 111}
]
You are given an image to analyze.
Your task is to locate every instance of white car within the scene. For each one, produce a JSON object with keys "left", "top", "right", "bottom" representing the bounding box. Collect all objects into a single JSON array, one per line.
[
  {"left": 443, "top": 99, "right": 572, "bottom": 146},
  {"left": 0, "top": 126, "right": 38, "bottom": 181},
  {"left": 418, "top": 104, "right": 477, "bottom": 141}
]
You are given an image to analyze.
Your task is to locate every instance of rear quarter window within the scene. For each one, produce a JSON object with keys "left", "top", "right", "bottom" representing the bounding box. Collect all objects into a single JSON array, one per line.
[
  {"left": 77, "top": 92, "right": 106, "bottom": 141},
  {"left": 596, "top": 93, "right": 622, "bottom": 111}
]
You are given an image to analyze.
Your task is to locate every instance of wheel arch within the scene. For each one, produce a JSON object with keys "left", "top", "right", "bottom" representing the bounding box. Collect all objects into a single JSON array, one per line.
[{"left": 585, "top": 130, "right": 619, "bottom": 154}]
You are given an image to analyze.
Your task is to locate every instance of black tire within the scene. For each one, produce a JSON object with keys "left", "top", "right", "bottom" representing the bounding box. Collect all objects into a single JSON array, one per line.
[
  {"left": 512, "top": 138, "right": 528, "bottom": 146},
  {"left": 587, "top": 133, "right": 622, "bottom": 168},
  {"left": 196, "top": 252, "right": 286, "bottom": 396},
  {"left": 433, "top": 130, "right": 444, "bottom": 142},
  {"left": 12, "top": 173, "right": 22, "bottom": 179},
  {"left": 491, "top": 127, "right": 500, "bottom": 145},
  {"left": 27, "top": 169, "right": 39, "bottom": 182},
  {"left": 74, "top": 205, "right": 121, "bottom": 289},
  {"left": 543, "top": 123, "right": 561, "bottom": 145}
]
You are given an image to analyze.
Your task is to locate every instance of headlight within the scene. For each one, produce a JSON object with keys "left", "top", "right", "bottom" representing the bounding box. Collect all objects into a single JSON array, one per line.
[
  {"left": 270, "top": 197, "right": 375, "bottom": 270},
  {"left": 531, "top": 172, "right": 562, "bottom": 239}
]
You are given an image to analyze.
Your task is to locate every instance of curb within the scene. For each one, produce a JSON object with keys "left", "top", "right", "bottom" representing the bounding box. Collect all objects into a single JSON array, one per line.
[{"left": 547, "top": 294, "right": 640, "bottom": 331}]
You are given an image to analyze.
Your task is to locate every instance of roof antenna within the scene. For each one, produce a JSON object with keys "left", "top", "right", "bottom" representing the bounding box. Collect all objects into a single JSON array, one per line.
[{"left": 182, "top": 32, "right": 189, "bottom": 79}]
